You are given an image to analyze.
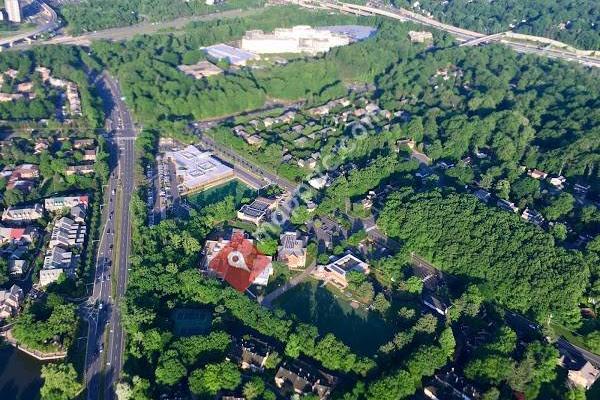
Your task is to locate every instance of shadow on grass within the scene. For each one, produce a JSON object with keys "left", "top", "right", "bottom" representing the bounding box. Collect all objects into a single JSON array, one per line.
[{"left": 272, "top": 280, "right": 395, "bottom": 356}]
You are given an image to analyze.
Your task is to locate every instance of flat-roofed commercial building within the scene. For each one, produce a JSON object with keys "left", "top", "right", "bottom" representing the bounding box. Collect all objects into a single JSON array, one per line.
[
  {"left": 202, "top": 44, "right": 260, "bottom": 66},
  {"left": 165, "top": 145, "right": 234, "bottom": 195},
  {"left": 178, "top": 61, "right": 223, "bottom": 79},
  {"left": 241, "top": 25, "right": 351, "bottom": 55}
]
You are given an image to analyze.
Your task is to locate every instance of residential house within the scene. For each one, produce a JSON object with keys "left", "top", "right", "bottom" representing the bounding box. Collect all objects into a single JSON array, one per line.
[
  {"left": 231, "top": 337, "right": 272, "bottom": 372},
  {"left": 310, "top": 105, "right": 330, "bottom": 117},
  {"left": 0, "top": 284, "right": 24, "bottom": 320},
  {"left": 6, "top": 164, "right": 40, "bottom": 192},
  {"left": 0, "top": 225, "right": 37, "bottom": 245},
  {"left": 279, "top": 111, "right": 296, "bottom": 124},
  {"left": 560, "top": 353, "right": 600, "bottom": 390},
  {"left": 73, "top": 138, "right": 95, "bottom": 149},
  {"left": 549, "top": 175, "right": 567, "bottom": 190},
  {"left": 297, "top": 157, "right": 317, "bottom": 170},
  {"left": 49, "top": 217, "right": 86, "bottom": 249},
  {"left": 44, "top": 195, "right": 89, "bottom": 212},
  {"left": 277, "top": 231, "right": 307, "bottom": 270},
  {"left": 474, "top": 189, "right": 491, "bottom": 204},
  {"left": 361, "top": 191, "right": 376, "bottom": 210},
  {"left": 245, "top": 135, "right": 263, "bottom": 146},
  {"left": 65, "top": 164, "right": 95, "bottom": 176},
  {"left": 83, "top": 149, "right": 97, "bottom": 161},
  {"left": 1, "top": 244, "right": 28, "bottom": 261},
  {"left": 237, "top": 197, "right": 278, "bottom": 225},
  {"left": 521, "top": 208, "right": 545, "bottom": 226},
  {"left": 497, "top": 199, "right": 518, "bottom": 213},
  {"left": 275, "top": 361, "right": 336, "bottom": 398},
  {"left": 2, "top": 204, "right": 44, "bottom": 224},
  {"left": 263, "top": 117, "right": 275, "bottom": 128},
  {"left": 408, "top": 30, "right": 433, "bottom": 43},
  {"left": 312, "top": 252, "right": 370, "bottom": 289},
  {"left": 308, "top": 175, "right": 329, "bottom": 190},
  {"left": 8, "top": 259, "right": 26, "bottom": 276},
  {"left": 528, "top": 169, "right": 548, "bottom": 180},
  {"left": 70, "top": 205, "right": 87, "bottom": 223},
  {"left": 423, "top": 294, "right": 448, "bottom": 316},
  {"left": 66, "top": 82, "right": 82, "bottom": 115},
  {"left": 0, "top": 93, "right": 24, "bottom": 102},
  {"left": 34, "top": 139, "right": 49, "bottom": 154},
  {"left": 311, "top": 216, "right": 347, "bottom": 250}
]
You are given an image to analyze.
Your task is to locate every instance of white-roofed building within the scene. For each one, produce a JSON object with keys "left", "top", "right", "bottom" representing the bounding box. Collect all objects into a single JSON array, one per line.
[
  {"left": 312, "top": 252, "right": 370, "bottom": 289},
  {"left": 1, "top": 204, "right": 43, "bottom": 224},
  {"left": 202, "top": 44, "right": 260, "bottom": 66},
  {"left": 44, "top": 195, "right": 89, "bottom": 212},
  {"left": 165, "top": 145, "right": 234, "bottom": 195}
]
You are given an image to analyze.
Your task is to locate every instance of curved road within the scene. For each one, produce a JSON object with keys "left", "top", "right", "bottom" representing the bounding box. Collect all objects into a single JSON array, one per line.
[{"left": 0, "top": 0, "right": 59, "bottom": 47}]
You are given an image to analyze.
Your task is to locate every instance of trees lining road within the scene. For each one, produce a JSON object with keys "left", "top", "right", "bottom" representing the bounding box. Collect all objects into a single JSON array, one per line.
[{"left": 84, "top": 73, "right": 137, "bottom": 400}]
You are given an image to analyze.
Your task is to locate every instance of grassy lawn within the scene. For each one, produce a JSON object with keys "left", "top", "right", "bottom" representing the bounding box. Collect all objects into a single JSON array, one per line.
[
  {"left": 187, "top": 179, "right": 255, "bottom": 210},
  {"left": 272, "top": 280, "right": 396, "bottom": 355}
]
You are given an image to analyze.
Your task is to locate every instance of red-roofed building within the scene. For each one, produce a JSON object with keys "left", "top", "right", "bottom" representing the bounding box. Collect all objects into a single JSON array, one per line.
[
  {"left": 0, "top": 225, "right": 38, "bottom": 245},
  {"left": 202, "top": 231, "right": 273, "bottom": 292}
]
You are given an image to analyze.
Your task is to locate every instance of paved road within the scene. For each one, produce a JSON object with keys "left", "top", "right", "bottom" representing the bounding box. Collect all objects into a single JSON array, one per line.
[
  {"left": 83, "top": 76, "right": 122, "bottom": 399},
  {"left": 84, "top": 73, "right": 136, "bottom": 400},
  {"left": 101, "top": 73, "right": 137, "bottom": 400},
  {"left": 505, "top": 310, "right": 600, "bottom": 367},
  {"left": 14, "top": 8, "right": 261, "bottom": 48},
  {"left": 198, "top": 134, "right": 297, "bottom": 193}
]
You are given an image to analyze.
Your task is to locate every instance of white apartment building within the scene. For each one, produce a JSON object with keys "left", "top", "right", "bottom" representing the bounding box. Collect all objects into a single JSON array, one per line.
[
  {"left": 241, "top": 26, "right": 351, "bottom": 55},
  {"left": 5, "top": 0, "right": 21, "bottom": 24}
]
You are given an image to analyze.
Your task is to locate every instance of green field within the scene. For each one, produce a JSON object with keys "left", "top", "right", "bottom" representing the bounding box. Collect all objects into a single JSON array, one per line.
[
  {"left": 272, "top": 280, "right": 396, "bottom": 355},
  {"left": 187, "top": 179, "right": 255, "bottom": 210}
]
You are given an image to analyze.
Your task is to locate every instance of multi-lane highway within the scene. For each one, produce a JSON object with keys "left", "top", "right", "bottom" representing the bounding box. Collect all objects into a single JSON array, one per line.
[{"left": 84, "top": 73, "right": 136, "bottom": 400}]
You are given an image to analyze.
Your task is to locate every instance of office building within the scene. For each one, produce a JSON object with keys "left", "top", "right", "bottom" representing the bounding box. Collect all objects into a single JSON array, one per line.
[
  {"left": 165, "top": 145, "right": 234, "bottom": 195},
  {"left": 241, "top": 25, "right": 351, "bottom": 55}
]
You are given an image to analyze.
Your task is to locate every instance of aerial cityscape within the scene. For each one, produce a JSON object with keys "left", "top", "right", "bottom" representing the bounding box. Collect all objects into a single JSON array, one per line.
[{"left": 0, "top": 0, "right": 599, "bottom": 399}]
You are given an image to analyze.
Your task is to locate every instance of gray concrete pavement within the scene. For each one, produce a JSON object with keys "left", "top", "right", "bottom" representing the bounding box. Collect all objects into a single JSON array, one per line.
[
  {"left": 14, "top": 8, "right": 261, "bottom": 48},
  {"left": 84, "top": 72, "right": 136, "bottom": 400}
]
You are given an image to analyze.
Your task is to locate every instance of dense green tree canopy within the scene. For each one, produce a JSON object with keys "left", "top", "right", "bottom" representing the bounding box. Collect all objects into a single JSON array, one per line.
[{"left": 378, "top": 189, "right": 589, "bottom": 323}]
